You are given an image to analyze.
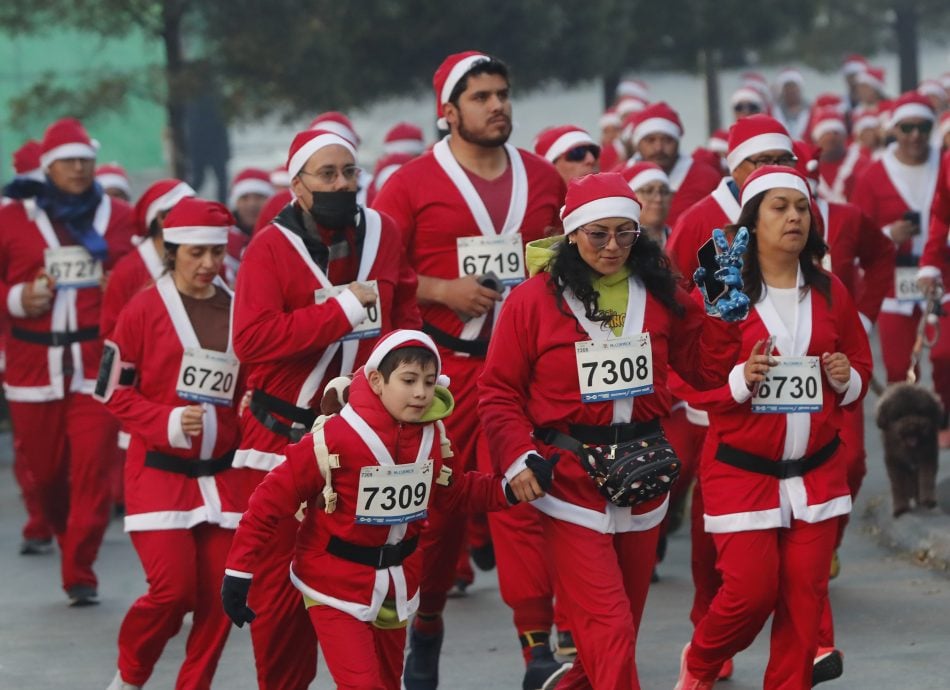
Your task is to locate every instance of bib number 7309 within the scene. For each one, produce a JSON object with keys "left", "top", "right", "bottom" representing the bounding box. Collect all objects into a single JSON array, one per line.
[
  {"left": 575, "top": 333, "right": 654, "bottom": 402},
  {"left": 751, "top": 356, "right": 823, "bottom": 413},
  {"left": 355, "top": 460, "right": 434, "bottom": 525}
]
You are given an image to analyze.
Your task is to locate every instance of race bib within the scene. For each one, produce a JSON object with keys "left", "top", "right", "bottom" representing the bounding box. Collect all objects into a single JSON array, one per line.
[
  {"left": 175, "top": 348, "right": 240, "bottom": 406},
  {"left": 895, "top": 267, "right": 924, "bottom": 302},
  {"left": 355, "top": 460, "right": 434, "bottom": 525},
  {"left": 575, "top": 334, "right": 654, "bottom": 402},
  {"left": 314, "top": 280, "right": 381, "bottom": 340},
  {"left": 44, "top": 246, "right": 102, "bottom": 288},
  {"left": 752, "top": 356, "right": 823, "bottom": 413},
  {"left": 457, "top": 234, "right": 525, "bottom": 286}
]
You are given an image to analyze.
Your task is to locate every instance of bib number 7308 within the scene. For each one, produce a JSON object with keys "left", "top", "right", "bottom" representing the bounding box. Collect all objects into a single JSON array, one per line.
[
  {"left": 575, "top": 333, "right": 654, "bottom": 402},
  {"left": 751, "top": 356, "right": 823, "bottom": 413}
]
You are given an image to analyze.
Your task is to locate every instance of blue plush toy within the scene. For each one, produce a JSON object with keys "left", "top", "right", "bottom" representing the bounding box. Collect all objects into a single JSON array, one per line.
[{"left": 693, "top": 227, "right": 750, "bottom": 323}]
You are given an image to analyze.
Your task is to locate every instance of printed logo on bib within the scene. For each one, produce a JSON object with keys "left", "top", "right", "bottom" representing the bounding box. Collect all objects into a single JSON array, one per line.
[
  {"left": 752, "top": 356, "right": 823, "bottom": 413},
  {"left": 575, "top": 333, "right": 654, "bottom": 402},
  {"left": 457, "top": 234, "right": 525, "bottom": 286},
  {"left": 355, "top": 460, "right": 433, "bottom": 525},
  {"left": 176, "top": 348, "right": 240, "bottom": 406},
  {"left": 314, "top": 279, "right": 381, "bottom": 340},
  {"left": 44, "top": 246, "right": 102, "bottom": 288},
  {"left": 895, "top": 267, "right": 924, "bottom": 302}
]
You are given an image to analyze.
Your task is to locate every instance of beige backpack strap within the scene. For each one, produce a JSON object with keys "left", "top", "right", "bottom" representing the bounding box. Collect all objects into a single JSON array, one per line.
[
  {"left": 312, "top": 415, "right": 341, "bottom": 514},
  {"left": 436, "top": 420, "right": 454, "bottom": 459}
]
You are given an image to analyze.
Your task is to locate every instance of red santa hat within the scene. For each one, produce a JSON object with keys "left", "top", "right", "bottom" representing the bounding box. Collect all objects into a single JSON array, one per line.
[
  {"left": 888, "top": 91, "right": 935, "bottom": 128},
  {"left": 286, "top": 129, "right": 357, "bottom": 181},
  {"left": 627, "top": 102, "right": 683, "bottom": 146},
  {"left": 533, "top": 125, "right": 599, "bottom": 163},
  {"left": 855, "top": 66, "right": 886, "bottom": 94},
  {"left": 616, "top": 79, "right": 650, "bottom": 102},
  {"left": 792, "top": 140, "right": 821, "bottom": 194},
  {"left": 364, "top": 329, "right": 449, "bottom": 387},
  {"left": 852, "top": 107, "right": 882, "bottom": 135},
  {"left": 619, "top": 161, "right": 670, "bottom": 192},
  {"left": 383, "top": 122, "right": 426, "bottom": 156},
  {"left": 842, "top": 54, "right": 869, "bottom": 77},
  {"left": 309, "top": 111, "right": 361, "bottom": 148},
  {"left": 809, "top": 107, "right": 848, "bottom": 143},
  {"left": 162, "top": 197, "right": 233, "bottom": 246},
  {"left": 135, "top": 179, "right": 196, "bottom": 233},
  {"left": 813, "top": 92, "right": 845, "bottom": 112},
  {"left": 741, "top": 71, "right": 772, "bottom": 103},
  {"left": 726, "top": 115, "right": 793, "bottom": 173},
  {"left": 739, "top": 165, "right": 811, "bottom": 209},
  {"left": 433, "top": 51, "right": 492, "bottom": 129},
  {"left": 598, "top": 107, "right": 622, "bottom": 130},
  {"left": 616, "top": 96, "right": 647, "bottom": 119},
  {"left": 12, "top": 140, "right": 43, "bottom": 181},
  {"left": 940, "top": 111, "right": 950, "bottom": 141},
  {"left": 228, "top": 168, "right": 274, "bottom": 209},
  {"left": 95, "top": 163, "right": 131, "bottom": 196},
  {"left": 917, "top": 79, "right": 947, "bottom": 101},
  {"left": 707, "top": 129, "right": 729, "bottom": 154},
  {"left": 269, "top": 166, "right": 290, "bottom": 188},
  {"left": 560, "top": 172, "right": 641, "bottom": 235},
  {"left": 776, "top": 68, "right": 805, "bottom": 89},
  {"left": 731, "top": 87, "right": 767, "bottom": 112},
  {"left": 40, "top": 118, "right": 99, "bottom": 170}
]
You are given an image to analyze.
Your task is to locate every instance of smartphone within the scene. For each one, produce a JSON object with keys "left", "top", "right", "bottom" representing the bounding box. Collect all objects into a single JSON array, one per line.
[
  {"left": 903, "top": 210, "right": 921, "bottom": 234},
  {"left": 477, "top": 271, "right": 503, "bottom": 294},
  {"left": 696, "top": 238, "right": 728, "bottom": 304}
]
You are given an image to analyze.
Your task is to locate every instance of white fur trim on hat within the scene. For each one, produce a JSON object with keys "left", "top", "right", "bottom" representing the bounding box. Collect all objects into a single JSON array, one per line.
[
  {"left": 632, "top": 117, "right": 681, "bottom": 145},
  {"left": 146, "top": 182, "right": 196, "bottom": 228},
  {"left": 562, "top": 196, "right": 641, "bottom": 235},
  {"left": 437, "top": 53, "right": 491, "bottom": 129},
  {"left": 270, "top": 169, "right": 291, "bottom": 187},
  {"left": 776, "top": 69, "right": 804, "bottom": 87},
  {"left": 740, "top": 172, "right": 810, "bottom": 208},
  {"left": 95, "top": 173, "right": 130, "bottom": 195},
  {"left": 855, "top": 71, "right": 885, "bottom": 91},
  {"left": 628, "top": 168, "right": 670, "bottom": 192},
  {"left": 918, "top": 81, "right": 946, "bottom": 99},
  {"left": 17, "top": 169, "right": 45, "bottom": 183},
  {"left": 40, "top": 141, "right": 99, "bottom": 170},
  {"left": 162, "top": 225, "right": 230, "bottom": 245},
  {"left": 810, "top": 118, "right": 847, "bottom": 142},
  {"left": 543, "top": 130, "right": 596, "bottom": 163},
  {"left": 228, "top": 178, "right": 273, "bottom": 208},
  {"left": 888, "top": 102, "right": 935, "bottom": 129},
  {"left": 311, "top": 120, "right": 359, "bottom": 148},
  {"left": 288, "top": 133, "right": 357, "bottom": 179},
  {"left": 599, "top": 111, "right": 622, "bottom": 129},
  {"left": 726, "top": 132, "right": 793, "bottom": 172},
  {"left": 707, "top": 136, "right": 729, "bottom": 154},
  {"left": 363, "top": 329, "right": 447, "bottom": 386},
  {"left": 852, "top": 113, "right": 881, "bottom": 134},
  {"left": 730, "top": 88, "right": 766, "bottom": 108},
  {"left": 383, "top": 139, "right": 425, "bottom": 155},
  {"left": 842, "top": 59, "right": 866, "bottom": 76}
]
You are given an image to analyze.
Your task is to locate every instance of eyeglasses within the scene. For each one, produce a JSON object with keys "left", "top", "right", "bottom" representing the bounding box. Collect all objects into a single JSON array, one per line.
[
  {"left": 578, "top": 225, "right": 641, "bottom": 249},
  {"left": 734, "top": 103, "right": 762, "bottom": 114},
  {"left": 744, "top": 154, "right": 798, "bottom": 168},
  {"left": 635, "top": 185, "right": 672, "bottom": 199},
  {"left": 897, "top": 121, "right": 933, "bottom": 135},
  {"left": 563, "top": 145, "right": 598, "bottom": 162},
  {"left": 299, "top": 165, "right": 361, "bottom": 185}
]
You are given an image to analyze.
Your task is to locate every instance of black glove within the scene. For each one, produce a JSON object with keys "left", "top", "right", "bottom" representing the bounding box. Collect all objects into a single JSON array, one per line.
[
  {"left": 221, "top": 574, "right": 256, "bottom": 628},
  {"left": 504, "top": 452, "right": 560, "bottom": 503}
]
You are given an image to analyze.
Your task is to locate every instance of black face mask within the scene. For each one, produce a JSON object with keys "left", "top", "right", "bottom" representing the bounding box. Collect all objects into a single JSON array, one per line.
[{"left": 309, "top": 190, "right": 357, "bottom": 229}]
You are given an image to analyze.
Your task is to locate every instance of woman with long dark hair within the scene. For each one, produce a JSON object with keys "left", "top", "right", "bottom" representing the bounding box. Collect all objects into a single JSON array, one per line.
[
  {"left": 674, "top": 166, "right": 873, "bottom": 690},
  {"left": 479, "top": 172, "right": 745, "bottom": 689}
]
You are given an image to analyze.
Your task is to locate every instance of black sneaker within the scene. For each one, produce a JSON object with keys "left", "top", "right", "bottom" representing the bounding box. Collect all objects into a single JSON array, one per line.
[
  {"left": 403, "top": 627, "right": 443, "bottom": 690},
  {"left": 812, "top": 647, "right": 843, "bottom": 685},
  {"left": 19, "top": 538, "right": 54, "bottom": 556},
  {"left": 446, "top": 578, "right": 469, "bottom": 599},
  {"left": 67, "top": 585, "right": 99, "bottom": 607},
  {"left": 555, "top": 630, "right": 577, "bottom": 659},
  {"left": 470, "top": 541, "right": 496, "bottom": 571},
  {"left": 523, "top": 646, "right": 571, "bottom": 690}
]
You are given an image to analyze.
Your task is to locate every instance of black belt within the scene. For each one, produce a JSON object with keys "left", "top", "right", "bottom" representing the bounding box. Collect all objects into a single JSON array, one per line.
[
  {"left": 422, "top": 322, "right": 488, "bottom": 357},
  {"left": 326, "top": 535, "right": 419, "bottom": 569},
  {"left": 145, "top": 450, "right": 235, "bottom": 478},
  {"left": 535, "top": 419, "right": 662, "bottom": 455},
  {"left": 249, "top": 390, "right": 316, "bottom": 443},
  {"left": 11, "top": 326, "right": 99, "bottom": 347},
  {"left": 715, "top": 435, "right": 840, "bottom": 479}
]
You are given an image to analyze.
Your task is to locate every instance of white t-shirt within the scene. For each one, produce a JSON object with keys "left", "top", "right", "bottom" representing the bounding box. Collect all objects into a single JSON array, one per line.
[{"left": 765, "top": 285, "right": 800, "bottom": 337}]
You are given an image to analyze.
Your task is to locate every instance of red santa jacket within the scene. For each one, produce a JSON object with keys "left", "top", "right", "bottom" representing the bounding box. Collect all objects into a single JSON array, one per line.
[
  {"left": 100, "top": 239, "right": 164, "bottom": 339},
  {"left": 693, "top": 275, "right": 872, "bottom": 532},
  {"left": 667, "top": 177, "right": 741, "bottom": 286},
  {"left": 666, "top": 153, "right": 723, "bottom": 227},
  {"left": 0, "top": 195, "right": 134, "bottom": 401},
  {"left": 478, "top": 269, "right": 739, "bottom": 534},
  {"left": 817, "top": 142, "right": 871, "bottom": 204},
  {"left": 232, "top": 205, "right": 421, "bottom": 472},
  {"left": 918, "top": 150, "right": 950, "bottom": 286},
  {"left": 225, "top": 372, "right": 509, "bottom": 623},
  {"left": 372, "top": 138, "right": 564, "bottom": 358},
  {"left": 105, "top": 275, "right": 253, "bottom": 531}
]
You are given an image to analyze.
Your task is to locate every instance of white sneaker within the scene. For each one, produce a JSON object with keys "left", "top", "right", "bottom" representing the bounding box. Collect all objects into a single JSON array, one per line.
[{"left": 106, "top": 670, "right": 142, "bottom": 690}]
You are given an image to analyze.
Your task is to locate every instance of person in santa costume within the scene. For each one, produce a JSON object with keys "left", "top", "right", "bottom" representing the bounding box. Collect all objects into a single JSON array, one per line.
[
  {"left": 310, "top": 111, "right": 375, "bottom": 207},
  {"left": 626, "top": 102, "right": 721, "bottom": 227},
  {"left": 810, "top": 107, "right": 868, "bottom": 204},
  {"left": 99, "top": 198, "right": 251, "bottom": 690},
  {"left": 620, "top": 161, "right": 672, "bottom": 249},
  {"left": 731, "top": 87, "right": 769, "bottom": 120},
  {"left": 854, "top": 66, "right": 888, "bottom": 110},
  {"left": 480, "top": 172, "right": 745, "bottom": 690},
  {"left": 598, "top": 108, "right": 626, "bottom": 172},
  {"left": 231, "top": 126, "right": 420, "bottom": 690},
  {"left": 533, "top": 125, "right": 600, "bottom": 184},
  {"left": 0, "top": 117, "right": 135, "bottom": 604},
  {"left": 674, "top": 166, "right": 872, "bottom": 690},
  {"left": 96, "top": 163, "right": 132, "bottom": 202},
  {"left": 841, "top": 54, "right": 869, "bottom": 111},
  {"left": 372, "top": 50, "right": 567, "bottom": 690},
  {"left": 773, "top": 68, "right": 811, "bottom": 141},
  {"left": 225, "top": 168, "right": 273, "bottom": 284}
]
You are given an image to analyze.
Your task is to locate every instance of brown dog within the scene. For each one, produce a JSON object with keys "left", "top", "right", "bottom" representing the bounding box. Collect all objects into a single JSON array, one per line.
[{"left": 875, "top": 383, "right": 942, "bottom": 517}]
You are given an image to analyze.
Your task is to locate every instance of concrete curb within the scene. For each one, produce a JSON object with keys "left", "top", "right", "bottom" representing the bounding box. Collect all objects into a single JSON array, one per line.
[{"left": 861, "top": 493, "right": 950, "bottom": 574}]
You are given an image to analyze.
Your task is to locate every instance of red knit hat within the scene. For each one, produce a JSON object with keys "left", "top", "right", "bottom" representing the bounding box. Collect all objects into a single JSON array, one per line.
[
  {"left": 739, "top": 165, "right": 810, "bottom": 209},
  {"left": 809, "top": 107, "right": 847, "bottom": 143},
  {"left": 285, "top": 129, "right": 357, "bottom": 179},
  {"left": 162, "top": 197, "right": 233, "bottom": 246},
  {"left": 40, "top": 118, "right": 99, "bottom": 169},
  {"left": 95, "top": 163, "right": 131, "bottom": 196},
  {"left": 533, "top": 125, "right": 599, "bottom": 163},
  {"left": 856, "top": 66, "right": 886, "bottom": 94},
  {"left": 726, "top": 115, "right": 793, "bottom": 173},
  {"left": 888, "top": 91, "right": 935, "bottom": 128},
  {"left": 364, "top": 329, "right": 448, "bottom": 387},
  {"left": 134, "top": 179, "right": 195, "bottom": 233},
  {"left": 560, "top": 172, "right": 642, "bottom": 235},
  {"left": 12, "top": 140, "right": 42, "bottom": 180},
  {"left": 309, "top": 111, "right": 361, "bottom": 148},
  {"left": 383, "top": 122, "right": 425, "bottom": 155},
  {"left": 627, "top": 102, "right": 683, "bottom": 146},
  {"left": 228, "top": 168, "right": 273, "bottom": 208},
  {"left": 433, "top": 51, "right": 492, "bottom": 129},
  {"left": 619, "top": 161, "right": 670, "bottom": 192},
  {"left": 616, "top": 79, "right": 650, "bottom": 102}
]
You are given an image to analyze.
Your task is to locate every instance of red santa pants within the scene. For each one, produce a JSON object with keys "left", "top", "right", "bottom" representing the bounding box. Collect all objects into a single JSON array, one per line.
[
  {"left": 689, "top": 480, "right": 721, "bottom": 627},
  {"left": 686, "top": 518, "right": 838, "bottom": 689},
  {"left": 310, "top": 605, "right": 406, "bottom": 690},
  {"left": 117, "top": 524, "right": 233, "bottom": 689},
  {"left": 879, "top": 309, "right": 950, "bottom": 412},
  {"left": 541, "top": 514, "right": 659, "bottom": 690},
  {"left": 246, "top": 514, "right": 318, "bottom": 690},
  {"left": 7, "top": 392, "right": 117, "bottom": 590}
]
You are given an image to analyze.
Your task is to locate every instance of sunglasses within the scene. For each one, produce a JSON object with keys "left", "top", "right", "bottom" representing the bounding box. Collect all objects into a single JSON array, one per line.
[
  {"left": 897, "top": 121, "right": 933, "bottom": 135},
  {"left": 734, "top": 103, "right": 762, "bottom": 114},
  {"left": 578, "top": 225, "right": 641, "bottom": 249},
  {"left": 563, "top": 145, "right": 598, "bottom": 162}
]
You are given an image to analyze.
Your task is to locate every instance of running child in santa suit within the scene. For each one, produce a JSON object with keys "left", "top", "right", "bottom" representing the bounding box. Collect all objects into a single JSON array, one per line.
[{"left": 222, "top": 331, "right": 549, "bottom": 690}]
